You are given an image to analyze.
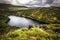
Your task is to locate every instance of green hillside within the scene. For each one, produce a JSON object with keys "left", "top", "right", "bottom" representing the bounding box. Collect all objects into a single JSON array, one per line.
[
  {"left": 0, "top": 4, "right": 60, "bottom": 23},
  {"left": 0, "top": 4, "right": 60, "bottom": 40}
]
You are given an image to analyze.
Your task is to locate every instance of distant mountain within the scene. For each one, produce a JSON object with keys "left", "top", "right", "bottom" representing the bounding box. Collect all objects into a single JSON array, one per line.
[{"left": 0, "top": 3, "right": 27, "bottom": 8}]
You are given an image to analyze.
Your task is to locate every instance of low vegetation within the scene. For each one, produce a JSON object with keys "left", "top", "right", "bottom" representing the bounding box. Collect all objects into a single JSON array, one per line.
[
  {"left": 1, "top": 24, "right": 60, "bottom": 40},
  {"left": 0, "top": 4, "right": 60, "bottom": 40}
]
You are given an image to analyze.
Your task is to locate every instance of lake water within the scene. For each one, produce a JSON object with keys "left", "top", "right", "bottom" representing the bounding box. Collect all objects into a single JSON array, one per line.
[{"left": 8, "top": 15, "right": 40, "bottom": 27}]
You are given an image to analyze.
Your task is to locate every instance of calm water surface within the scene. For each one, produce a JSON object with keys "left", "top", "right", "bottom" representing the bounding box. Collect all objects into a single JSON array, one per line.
[{"left": 8, "top": 15, "right": 40, "bottom": 27}]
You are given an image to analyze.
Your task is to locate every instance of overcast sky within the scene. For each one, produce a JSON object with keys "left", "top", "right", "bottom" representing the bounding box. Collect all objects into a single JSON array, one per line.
[{"left": 0, "top": 0, "right": 60, "bottom": 7}]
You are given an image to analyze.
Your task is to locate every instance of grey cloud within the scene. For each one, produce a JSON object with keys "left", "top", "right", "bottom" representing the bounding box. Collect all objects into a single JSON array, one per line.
[{"left": 0, "top": 0, "right": 60, "bottom": 7}]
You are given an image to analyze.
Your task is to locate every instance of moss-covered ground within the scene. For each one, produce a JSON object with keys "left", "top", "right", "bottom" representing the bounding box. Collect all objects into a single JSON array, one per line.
[{"left": 0, "top": 4, "right": 60, "bottom": 40}]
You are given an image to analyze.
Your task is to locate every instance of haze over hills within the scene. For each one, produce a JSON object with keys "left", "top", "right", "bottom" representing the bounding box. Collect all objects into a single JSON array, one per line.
[{"left": 0, "top": 0, "right": 60, "bottom": 7}]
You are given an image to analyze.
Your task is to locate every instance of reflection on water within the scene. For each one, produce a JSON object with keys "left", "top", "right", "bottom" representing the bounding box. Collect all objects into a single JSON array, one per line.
[{"left": 8, "top": 15, "right": 40, "bottom": 27}]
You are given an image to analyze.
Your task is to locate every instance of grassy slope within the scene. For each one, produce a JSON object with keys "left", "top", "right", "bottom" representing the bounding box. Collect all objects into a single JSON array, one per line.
[
  {"left": 0, "top": 4, "right": 60, "bottom": 40},
  {"left": 1, "top": 24, "right": 60, "bottom": 40},
  {"left": 0, "top": 4, "right": 60, "bottom": 23}
]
